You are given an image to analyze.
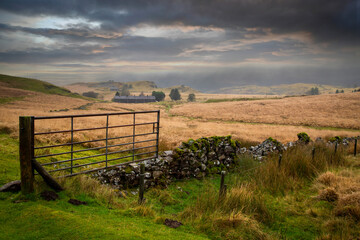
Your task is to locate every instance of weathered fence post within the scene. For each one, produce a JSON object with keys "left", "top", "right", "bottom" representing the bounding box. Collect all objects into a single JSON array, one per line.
[
  {"left": 335, "top": 142, "right": 338, "bottom": 154},
  {"left": 278, "top": 154, "right": 282, "bottom": 168},
  {"left": 354, "top": 139, "right": 357, "bottom": 157},
  {"left": 312, "top": 147, "right": 316, "bottom": 160},
  {"left": 138, "top": 163, "right": 145, "bottom": 204},
  {"left": 19, "top": 116, "right": 34, "bottom": 194},
  {"left": 219, "top": 171, "right": 227, "bottom": 199}
]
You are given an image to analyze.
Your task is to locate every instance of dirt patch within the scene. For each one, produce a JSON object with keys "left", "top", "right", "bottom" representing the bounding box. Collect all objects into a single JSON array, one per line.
[
  {"left": 68, "top": 199, "right": 87, "bottom": 205},
  {"left": 164, "top": 219, "right": 183, "bottom": 228},
  {"left": 40, "top": 191, "right": 59, "bottom": 201}
]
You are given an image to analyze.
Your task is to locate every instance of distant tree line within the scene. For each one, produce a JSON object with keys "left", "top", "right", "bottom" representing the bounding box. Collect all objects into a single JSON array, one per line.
[
  {"left": 307, "top": 87, "right": 319, "bottom": 95},
  {"left": 82, "top": 91, "right": 99, "bottom": 98}
]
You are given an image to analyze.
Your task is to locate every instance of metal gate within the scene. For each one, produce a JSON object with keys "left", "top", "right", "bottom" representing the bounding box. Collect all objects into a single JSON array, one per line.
[{"left": 20, "top": 110, "right": 160, "bottom": 179}]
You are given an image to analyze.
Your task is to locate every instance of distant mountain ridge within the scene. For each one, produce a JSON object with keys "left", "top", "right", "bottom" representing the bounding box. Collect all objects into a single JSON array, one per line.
[
  {"left": 68, "top": 80, "right": 158, "bottom": 91},
  {"left": 213, "top": 83, "right": 354, "bottom": 95}
]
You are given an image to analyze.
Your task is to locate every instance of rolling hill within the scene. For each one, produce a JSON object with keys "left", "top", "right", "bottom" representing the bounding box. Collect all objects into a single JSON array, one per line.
[
  {"left": 0, "top": 74, "right": 83, "bottom": 98},
  {"left": 214, "top": 83, "right": 355, "bottom": 95}
]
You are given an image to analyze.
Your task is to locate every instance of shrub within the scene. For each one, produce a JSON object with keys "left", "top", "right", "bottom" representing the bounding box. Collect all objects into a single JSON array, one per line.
[
  {"left": 82, "top": 91, "right": 99, "bottom": 98},
  {"left": 152, "top": 91, "right": 165, "bottom": 101},
  {"left": 187, "top": 93, "right": 196, "bottom": 102},
  {"left": 297, "top": 132, "right": 310, "bottom": 143},
  {"left": 169, "top": 88, "right": 181, "bottom": 101}
]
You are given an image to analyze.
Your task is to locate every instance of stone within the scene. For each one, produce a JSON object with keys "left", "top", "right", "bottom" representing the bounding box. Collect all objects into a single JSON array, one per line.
[
  {"left": 40, "top": 191, "right": 59, "bottom": 201},
  {"left": 153, "top": 171, "right": 163, "bottom": 179},
  {"left": 0, "top": 180, "right": 21, "bottom": 192},
  {"left": 68, "top": 199, "right": 87, "bottom": 205}
]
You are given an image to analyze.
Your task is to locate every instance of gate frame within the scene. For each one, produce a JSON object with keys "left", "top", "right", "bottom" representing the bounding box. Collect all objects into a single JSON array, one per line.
[{"left": 19, "top": 110, "right": 160, "bottom": 194}]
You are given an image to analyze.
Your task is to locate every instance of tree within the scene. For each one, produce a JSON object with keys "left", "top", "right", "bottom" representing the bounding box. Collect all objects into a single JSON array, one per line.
[
  {"left": 336, "top": 89, "right": 339, "bottom": 94},
  {"left": 307, "top": 87, "right": 319, "bottom": 95},
  {"left": 82, "top": 91, "right": 99, "bottom": 98},
  {"left": 152, "top": 91, "right": 165, "bottom": 101},
  {"left": 187, "top": 93, "right": 196, "bottom": 102},
  {"left": 340, "top": 90, "right": 344, "bottom": 93},
  {"left": 115, "top": 91, "right": 120, "bottom": 96},
  {"left": 169, "top": 88, "right": 181, "bottom": 101}
]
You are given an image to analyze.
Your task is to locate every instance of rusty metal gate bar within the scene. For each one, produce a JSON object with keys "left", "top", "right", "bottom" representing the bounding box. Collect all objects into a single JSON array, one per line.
[{"left": 32, "top": 110, "right": 160, "bottom": 177}]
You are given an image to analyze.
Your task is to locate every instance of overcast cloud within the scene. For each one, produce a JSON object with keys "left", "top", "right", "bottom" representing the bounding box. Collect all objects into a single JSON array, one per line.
[{"left": 0, "top": 0, "right": 359, "bottom": 90}]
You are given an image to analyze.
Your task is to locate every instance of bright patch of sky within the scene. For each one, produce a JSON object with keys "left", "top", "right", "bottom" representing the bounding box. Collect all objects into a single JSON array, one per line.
[
  {"left": 34, "top": 16, "right": 101, "bottom": 29},
  {"left": 127, "top": 25, "right": 225, "bottom": 39}
]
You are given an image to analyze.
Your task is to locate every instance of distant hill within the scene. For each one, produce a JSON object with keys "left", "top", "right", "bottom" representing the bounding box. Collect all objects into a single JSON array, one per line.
[
  {"left": 0, "top": 74, "right": 83, "bottom": 98},
  {"left": 65, "top": 80, "right": 200, "bottom": 101},
  {"left": 214, "top": 83, "right": 354, "bottom": 95},
  {"left": 163, "top": 85, "right": 200, "bottom": 94},
  {"left": 67, "top": 80, "right": 157, "bottom": 91}
]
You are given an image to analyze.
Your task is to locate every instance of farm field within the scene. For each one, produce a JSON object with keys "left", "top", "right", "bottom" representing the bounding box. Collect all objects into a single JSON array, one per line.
[
  {"left": 170, "top": 92, "right": 360, "bottom": 130},
  {"left": 1, "top": 77, "right": 360, "bottom": 239},
  {"left": 1, "top": 83, "right": 360, "bottom": 150}
]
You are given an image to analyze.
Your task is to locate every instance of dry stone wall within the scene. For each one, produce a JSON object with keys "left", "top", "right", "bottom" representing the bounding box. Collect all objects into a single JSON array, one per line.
[{"left": 94, "top": 135, "right": 359, "bottom": 190}]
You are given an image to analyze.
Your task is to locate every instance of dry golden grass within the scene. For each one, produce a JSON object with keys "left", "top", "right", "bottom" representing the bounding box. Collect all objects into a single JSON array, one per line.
[
  {"left": 1, "top": 87, "right": 360, "bottom": 150},
  {"left": 315, "top": 166, "right": 360, "bottom": 221},
  {"left": 170, "top": 92, "right": 360, "bottom": 129}
]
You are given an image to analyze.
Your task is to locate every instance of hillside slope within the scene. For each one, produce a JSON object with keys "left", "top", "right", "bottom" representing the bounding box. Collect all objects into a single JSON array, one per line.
[
  {"left": 215, "top": 83, "right": 354, "bottom": 95},
  {"left": 0, "top": 74, "right": 82, "bottom": 98}
]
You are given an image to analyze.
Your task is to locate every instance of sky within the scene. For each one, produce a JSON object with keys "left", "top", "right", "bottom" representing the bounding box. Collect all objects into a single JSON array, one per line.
[{"left": 0, "top": 0, "right": 359, "bottom": 91}]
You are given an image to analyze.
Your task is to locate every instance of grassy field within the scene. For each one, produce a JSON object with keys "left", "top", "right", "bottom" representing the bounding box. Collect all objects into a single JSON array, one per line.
[
  {"left": 0, "top": 74, "right": 85, "bottom": 99},
  {"left": 1, "top": 131, "right": 360, "bottom": 239},
  {"left": 1, "top": 76, "right": 360, "bottom": 239},
  {"left": 170, "top": 92, "right": 360, "bottom": 130}
]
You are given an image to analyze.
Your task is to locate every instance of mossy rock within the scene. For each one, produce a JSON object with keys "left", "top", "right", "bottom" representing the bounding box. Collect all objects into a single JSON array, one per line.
[
  {"left": 329, "top": 136, "right": 342, "bottom": 143},
  {"left": 297, "top": 132, "right": 311, "bottom": 143}
]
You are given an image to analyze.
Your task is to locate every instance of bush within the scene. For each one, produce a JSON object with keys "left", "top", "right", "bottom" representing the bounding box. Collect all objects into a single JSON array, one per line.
[
  {"left": 82, "top": 91, "right": 99, "bottom": 98},
  {"left": 187, "top": 93, "right": 196, "bottom": 102},
  {"left": 297, "top": 132, "right": 310, "bottom": 143},
  {"left": 152, "top": 91, "right": 165, "bottom": 101},
  {"left": 169, "top": 88, "right": 181, "bottom": 101}
]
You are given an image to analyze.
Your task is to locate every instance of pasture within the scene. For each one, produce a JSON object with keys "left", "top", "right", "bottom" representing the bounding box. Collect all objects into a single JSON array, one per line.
[{"left": 1, "top": 82, "right": 360, "bottom": 239}]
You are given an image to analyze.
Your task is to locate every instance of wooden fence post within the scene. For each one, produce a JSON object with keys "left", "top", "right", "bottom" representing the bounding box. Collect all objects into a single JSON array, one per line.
[
  {"left": 219, "top": 171, "right": 227, "bottom": 199},
  {"left": 138, "top": 163, "right": 145, "bottom": 204},
  {"left": 19, "top": 116, "right": 34, "bottom": 194},
  {"left": 354, "top": 139, "right": 357, "bottom": 157},
  {"left": 312, "top": 147, "right": 315, "bottom": 161},
  {"left": 278, "top": 154, "right": 282, "bottom": 168},
  {"left": 335, "top": 142, "right": 338, "bottom": 154}
]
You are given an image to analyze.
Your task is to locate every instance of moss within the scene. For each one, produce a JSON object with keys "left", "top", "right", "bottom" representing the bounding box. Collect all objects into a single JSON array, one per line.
[
  {"left": 329, "top": 136, "right": 342, "bottom": 143},
  {"left": 267, "top": 137, "right": 282, "bottom": 147},
  {"left": 124, "top": 165, "right": 132, "bottom": 174},
  {"left": 297, "top": 132, "right": 311, "bottom": 143}
]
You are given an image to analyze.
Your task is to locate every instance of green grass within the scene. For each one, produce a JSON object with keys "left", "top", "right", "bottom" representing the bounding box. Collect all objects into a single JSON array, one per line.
[
  {"left": 0, "top": 74, "right": 86, "bottom": 99},
  {"left": 0, "top": 134, "right": 20, "bottom": 185},
  {"left": 1, "top": 132, "right": 360, "bottom": 239}
]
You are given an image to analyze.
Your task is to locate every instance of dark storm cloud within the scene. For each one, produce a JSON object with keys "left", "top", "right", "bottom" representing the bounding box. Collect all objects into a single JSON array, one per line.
[
  {"left": 0, "top": 0, "right": 359, "bottom": 89},
  {"left": 0, "top": 23, "right": 123, "bottom": 41},
  {"left": 0, "top": 0, "right": 359, "bottom": 44},
  {"left": 0, "top": 34, "right": 196, "bottom": 63}
]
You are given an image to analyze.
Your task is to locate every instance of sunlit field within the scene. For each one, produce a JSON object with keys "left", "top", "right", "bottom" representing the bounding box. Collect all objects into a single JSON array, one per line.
[
  {"left": 1, "top": 86, "right": 360, "bottom": 152},
  {"left": 170, "top": 92, "right": 360, "bottom": 130}
]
